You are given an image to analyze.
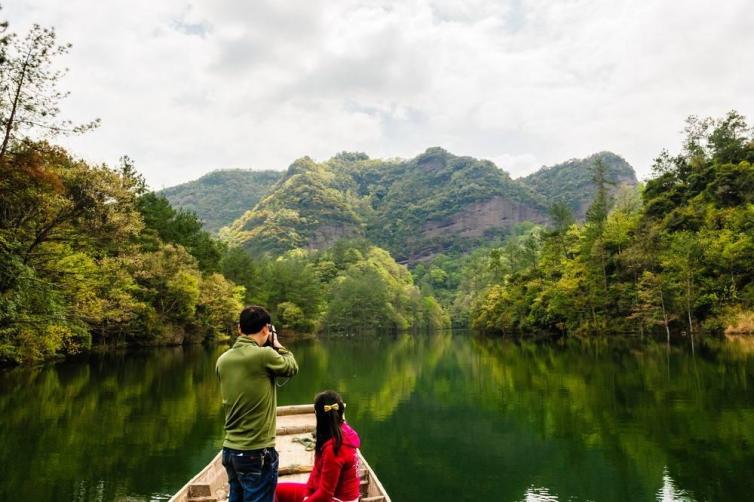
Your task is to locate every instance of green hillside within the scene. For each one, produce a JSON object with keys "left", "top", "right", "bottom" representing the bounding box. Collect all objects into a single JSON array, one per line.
[
  {"left": 220, "top": 157, "right": 367, "bottom": 254},
  {"left": 161, "top": 169, "right": 282, "bottom": 233},
  {"left": 222, "top": 148, "right": 629, "bottom": 261},
  {"left": 339, "top": 147, "right": 549, "bottom": 261},
  {"left": 519, "top": 152, "right": 637, "bottom": 218}
]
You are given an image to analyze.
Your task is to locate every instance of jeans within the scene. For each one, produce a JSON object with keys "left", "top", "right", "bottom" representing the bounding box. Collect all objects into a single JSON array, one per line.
[{"left": 222, "top": 447, "right": 279, "bottom": 502}]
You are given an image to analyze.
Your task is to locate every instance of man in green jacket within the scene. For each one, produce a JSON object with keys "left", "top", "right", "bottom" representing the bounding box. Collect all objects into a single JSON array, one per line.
[{"left": 216, "top": 305, "right": 299, "bottom": 502}]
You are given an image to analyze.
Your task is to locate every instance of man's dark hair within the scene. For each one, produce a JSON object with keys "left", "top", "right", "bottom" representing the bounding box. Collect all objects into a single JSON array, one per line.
[{"left": 239, "top": 305, "right": 271, "bottom": 335}]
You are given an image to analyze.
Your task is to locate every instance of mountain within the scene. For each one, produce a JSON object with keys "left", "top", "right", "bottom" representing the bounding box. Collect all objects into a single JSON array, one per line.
[
  {"left": 346, "top": 147, "right": 549, "bottom": 261},
  {"left": 160, "top": 169, "right": 283, "bottom": 233},
  {"left": 519, "top": 152, "right": 637, "bottom": 219},
  {"left": 221, "top": 148, "right": 636, "bottom": 262},
  {"left": 220, "top": 157, "right": 366, "bottom": 254}
]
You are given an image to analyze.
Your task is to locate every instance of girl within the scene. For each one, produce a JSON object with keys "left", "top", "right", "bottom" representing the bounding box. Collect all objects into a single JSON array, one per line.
[{"left": 276, "top": 391, "right": 361, "bottom": 502}]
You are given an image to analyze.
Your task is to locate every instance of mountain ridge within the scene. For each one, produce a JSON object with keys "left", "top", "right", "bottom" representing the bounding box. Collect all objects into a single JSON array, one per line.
[
  {"left": 160, "top": 169, "right": 283, "bottom": 233},
  {"left": 209, "top": 148, "right": 637, "bottom": 261}
]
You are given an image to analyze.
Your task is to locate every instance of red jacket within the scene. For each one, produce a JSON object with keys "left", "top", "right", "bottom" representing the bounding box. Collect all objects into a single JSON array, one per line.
[{"left": 305, "top": 423, "right": 361, "bottom": 502}]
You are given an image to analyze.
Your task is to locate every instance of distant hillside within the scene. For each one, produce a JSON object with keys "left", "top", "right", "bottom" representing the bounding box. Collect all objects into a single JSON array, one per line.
[
  {"left": 161, "top": 170, "right": 283, "bottom": 233},
  {"left": 212, "top": 149, "right": 637, "bottom": 262},
  {"left": 342, "top": 147, "right": 549, "bottom": 261},
  {"left": 221, "top": 157, "right": 366, "bottom": 254},
  {"left": 519, "top": 152, "right": 637, "bottom": 219}
]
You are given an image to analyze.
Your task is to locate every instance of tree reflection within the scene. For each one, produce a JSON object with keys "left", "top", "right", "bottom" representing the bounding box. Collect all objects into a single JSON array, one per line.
[{"left": 1, "top": 335, "right": 753, "bottom": 501}]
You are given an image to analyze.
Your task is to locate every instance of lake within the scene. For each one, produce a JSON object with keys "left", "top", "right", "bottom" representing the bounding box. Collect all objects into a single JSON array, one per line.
[{"left": 1, "top": 332, "right": 753, "bottom": 501}]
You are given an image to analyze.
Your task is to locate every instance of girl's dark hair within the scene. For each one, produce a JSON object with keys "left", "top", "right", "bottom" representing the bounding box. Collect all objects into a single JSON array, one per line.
[{"left": 314, "top": 390, "right": 345, "bottom": 456}]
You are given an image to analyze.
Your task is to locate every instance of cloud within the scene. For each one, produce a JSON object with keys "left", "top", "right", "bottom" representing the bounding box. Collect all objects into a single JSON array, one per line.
[
  {"left": 3, "top": 0, "right": 752, "bottom": 188},
  {"left": 489, "top": 153, "right": 541, "bottom": 178}
]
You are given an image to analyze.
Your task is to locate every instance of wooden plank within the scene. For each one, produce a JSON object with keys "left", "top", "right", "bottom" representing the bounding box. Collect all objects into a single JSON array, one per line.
[
  {"left": 170, "top": 451, "right": 223, "bottom": 502},
  {"left": 188, "top": 484, "right": 212, "bottom": 497},
  {"left": 276, "top": 404, "right": 314, "bottom": 416},
  {"left": 277, "top": 424, "right": 315, "bottom": 435},
  {"left": 278, "top": 464, "right": 313, "bottom": 476},
  {"left": 276, "top": 413, "right": 316, "bottom": 435},
  {"left": 358, "top": 451, "right": 392, "bottom": 502}
]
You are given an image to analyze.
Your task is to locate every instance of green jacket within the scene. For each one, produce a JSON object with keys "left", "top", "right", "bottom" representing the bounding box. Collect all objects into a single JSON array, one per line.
[{"left": 215, "top": 336, "right": 299, "bottom": 450}]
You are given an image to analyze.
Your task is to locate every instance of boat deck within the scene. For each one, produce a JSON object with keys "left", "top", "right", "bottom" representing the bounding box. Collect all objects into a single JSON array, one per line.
[{"left": 169, "top": 405, "right": 390, "bottom": 502}]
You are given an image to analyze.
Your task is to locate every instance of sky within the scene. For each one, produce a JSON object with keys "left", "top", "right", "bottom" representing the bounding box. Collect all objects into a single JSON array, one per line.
[{"left": 4, "top": 0, "right": 752, "bottom": 189}]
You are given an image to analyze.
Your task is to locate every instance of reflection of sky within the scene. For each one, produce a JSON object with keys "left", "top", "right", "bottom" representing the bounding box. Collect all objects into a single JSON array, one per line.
[
  {"left": 519, "top": 485, "right": 568, "bottom": 501},
  {"left": 515, "top": 467, "right": 697, "bottom": 502},
  {"left": 658, "top": 467, "right": 695, "bottom": 502}
]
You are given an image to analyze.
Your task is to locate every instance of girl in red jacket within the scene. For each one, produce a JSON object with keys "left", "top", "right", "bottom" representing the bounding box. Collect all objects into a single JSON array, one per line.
[{"left": 276, "top": 391, "right": 361, "bottom": 502}]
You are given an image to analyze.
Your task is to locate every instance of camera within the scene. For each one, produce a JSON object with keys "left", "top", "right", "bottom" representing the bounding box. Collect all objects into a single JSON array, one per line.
[{"left": 265, "top": 323, "right": 278, "bottom": 349}]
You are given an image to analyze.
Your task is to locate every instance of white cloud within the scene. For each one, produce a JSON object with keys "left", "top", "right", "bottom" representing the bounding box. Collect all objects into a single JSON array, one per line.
[
  {"left": 4, "top": 0, "right": 752, "bottom": 188},
  {"left": 489, "top": 153, "right": 541, "bottom": 178}
]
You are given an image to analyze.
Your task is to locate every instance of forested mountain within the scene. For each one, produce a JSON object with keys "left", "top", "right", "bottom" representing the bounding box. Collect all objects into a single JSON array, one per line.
[
  {"left": 471, "top": 112, "right": 754, "bottom": 337},
  {"left": 220, "top": 156, "right": 367, "bottom": 254},
  {"left": 161, "top": 169, "right": 282, "bottom": 233},
  {"left": 519, "top": 152, "right": 637, "bottom": 218},
  {"left": 219, "top": 148, "right": 636, "bottom": 262}
]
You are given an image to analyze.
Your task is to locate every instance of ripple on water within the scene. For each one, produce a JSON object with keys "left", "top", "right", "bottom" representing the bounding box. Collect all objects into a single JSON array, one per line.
[
  {"left": 517, "top": 485, "right": 590, "bottom": 502},
  {"left": 657, "top": 467, "right": 696, "bottom": 502}
]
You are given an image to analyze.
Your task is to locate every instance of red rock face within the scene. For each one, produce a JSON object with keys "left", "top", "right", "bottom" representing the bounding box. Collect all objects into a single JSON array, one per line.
[{"left": 421, "top": 196, "right": 549, "bottom": 239}]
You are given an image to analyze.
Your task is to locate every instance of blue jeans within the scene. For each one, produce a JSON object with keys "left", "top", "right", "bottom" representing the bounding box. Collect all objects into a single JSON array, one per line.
[{"left": 222, "top": 447, "right": 279, "bottom": 502}]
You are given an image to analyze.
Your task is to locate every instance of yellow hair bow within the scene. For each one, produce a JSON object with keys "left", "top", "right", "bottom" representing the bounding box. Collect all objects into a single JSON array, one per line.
[{"left": 323, "top": 403, "right": 340, "bottom": 412}]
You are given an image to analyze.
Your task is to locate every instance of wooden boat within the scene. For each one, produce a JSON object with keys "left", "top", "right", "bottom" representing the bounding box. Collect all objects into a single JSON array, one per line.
[{"left": 170, "top": 405, "right": 391, "bottom": 502}]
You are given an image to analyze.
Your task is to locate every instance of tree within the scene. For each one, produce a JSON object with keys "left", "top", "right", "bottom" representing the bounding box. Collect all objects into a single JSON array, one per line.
[
  {"left": 196, "top": 273, "right": 244, "bottom": 339},
  {"left": 325, "top": 268, "right": 392, "bottom": 332},
  {"left": 264, "top": 257, "right": 323, "bottom": 320},
  {"left": 549, "top": 201, "right": 575, "bottom": 235},
  {"left": 663, "top": 232, "right": 703, "bottom": 337},
  {"left": 630, "top": 271, "right": 672, "bottom": 341},
  {"left": 276, "top": 301, "right": 312, "bottom": 332},
  {"left": 220, "top": 247, "right": 262, "bottom": 303},
  {"left": 137, "top": 192, "right": 224, "bottom": 272},
  {"left": 585, "top": 159, "right": 612, "bottom": 227},
  {"left": 0, "top": 24, "right": 98, "bottom": 160}
]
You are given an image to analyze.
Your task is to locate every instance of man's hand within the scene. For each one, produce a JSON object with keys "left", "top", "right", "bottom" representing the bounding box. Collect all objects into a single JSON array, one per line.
[
  {"left": 272, "top": 337, "right": 285, "bottom": 350},
  {"left": 269, "top": 325, "right": 285, "bottom": 350}
]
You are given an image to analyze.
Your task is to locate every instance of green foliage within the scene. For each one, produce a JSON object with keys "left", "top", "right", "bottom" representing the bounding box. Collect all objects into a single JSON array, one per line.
[
  {"left": 221, "top": 157, "right": 365, "bottom": 255},
  {"left": 222, "top": 148, "right": 631, "bottom": 262},
  {"left": 0, "top": 23, "right": 99, "bottom": 160},
  {"left": 356, "top": 147, "right": 549, "bottom": 260},
  {"left": 262, "top": 255, "right": 323, "bottom": 322},
  {"left": 319, "top": 243, "right": 450, "bottom": 333},
  {"left": 469, "top": 111, "right": 754, "bottom": 337},
  {"left": 137, "top": 192, "right": 225, "bottom": 272},
  {"left": 161, "top": 169, "right": 282, "bottom": 233},
  {"left": 218, "top": 238, "right": 450, "bottom": 334},
  {"left": 0, "top": 17, "right": 243, "bottom": 365},
  {"left": 521, "top": 152, "right": 637, "bottom": 218},
  {"left": 276, "top": 301, "right": 312, "bottom": 332},
  {"left": 0, "top": 143, "right": 244, "bottom": 365},
  {"left": 196, "top": 273, "right": 245, "bottom": 341}
]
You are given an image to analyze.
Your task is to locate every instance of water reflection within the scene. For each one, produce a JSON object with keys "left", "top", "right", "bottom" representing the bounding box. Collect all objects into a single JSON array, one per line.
[
  {"left": 658, "top": 467, "right": 695, "bottom": 502},
  {"left": 1, "top": 333, "right": 753, "bottom": 501},
  {"left": 514, "top": 469, "right": 697, "bottom": 502},
  {"left": 519, "top": 486, "right": 567, "bottom": 502}
]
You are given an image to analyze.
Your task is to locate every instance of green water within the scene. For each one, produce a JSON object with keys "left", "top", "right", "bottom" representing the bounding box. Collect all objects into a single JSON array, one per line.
[{"left": 1, "top": 333, "right": 754, "bottom": 501}]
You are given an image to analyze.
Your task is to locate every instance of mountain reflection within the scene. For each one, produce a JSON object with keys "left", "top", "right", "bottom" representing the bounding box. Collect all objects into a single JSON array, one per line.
[{"left": 1, "top": 333, "right": 753, "bottom": 501}]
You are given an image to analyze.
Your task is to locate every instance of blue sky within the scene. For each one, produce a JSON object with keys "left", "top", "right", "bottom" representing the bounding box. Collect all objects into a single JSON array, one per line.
[{"left": 5, "top": 0, "right": 752, "bottom": 188}]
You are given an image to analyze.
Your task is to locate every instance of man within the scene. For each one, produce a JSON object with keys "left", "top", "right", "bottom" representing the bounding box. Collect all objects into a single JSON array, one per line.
[{"left": 216, "top": 305, "right": 299, "bottom": 502}]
